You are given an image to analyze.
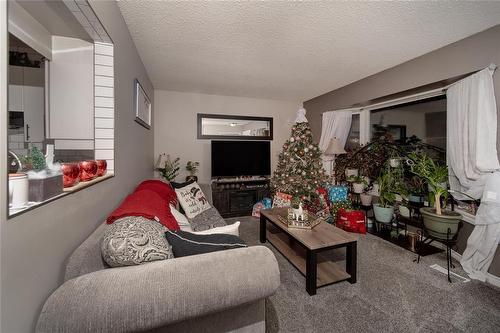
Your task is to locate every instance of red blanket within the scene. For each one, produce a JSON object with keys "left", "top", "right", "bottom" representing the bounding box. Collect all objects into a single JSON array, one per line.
[
  {"left": 135, "top": 180, "right": 178, "bottom": 206},
  {"left": 106, "top": 189, "right": 180, "bottom": 231}
]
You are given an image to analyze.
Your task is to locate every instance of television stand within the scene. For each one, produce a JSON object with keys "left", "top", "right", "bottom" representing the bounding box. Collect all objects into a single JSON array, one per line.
[{"left": 211, "top": 178, "right": 270, "bottom": 218}]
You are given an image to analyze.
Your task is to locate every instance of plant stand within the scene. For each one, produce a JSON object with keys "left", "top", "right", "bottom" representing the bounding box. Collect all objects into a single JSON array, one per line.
[{"left": 416, "top": 227, "right": 459, "bottom": 283}]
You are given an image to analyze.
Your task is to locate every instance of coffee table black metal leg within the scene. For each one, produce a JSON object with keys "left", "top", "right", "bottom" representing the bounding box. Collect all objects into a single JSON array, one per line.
[
  {"left": 306, "top": 250, "right": 317, "bottom": 295},
  {"left": 346, "top": 242, "right": 357, "bottom": 284},
  {"left": 260, "top": 214, "right": 266, "bottom": 243}
]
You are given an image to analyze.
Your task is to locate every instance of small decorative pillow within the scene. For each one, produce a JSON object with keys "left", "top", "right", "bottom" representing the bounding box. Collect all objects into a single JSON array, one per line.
[
  {"left": 169, "top": 204, "right": 193, "bottom": 232},
  {"left": 101, "top": 216, "right": 174, "bottom": 267},
  {"left": 188, "top": 207, "right": 227, "bottom": 231},
  {"left": 165, "top": 230, "right": 247, "bottom": 258},
  {"left": 192, "top": 221, "right": 240, "bottom": 237},
  {"left": 172, "top": 181, "right": 211, "bottom": 218}
]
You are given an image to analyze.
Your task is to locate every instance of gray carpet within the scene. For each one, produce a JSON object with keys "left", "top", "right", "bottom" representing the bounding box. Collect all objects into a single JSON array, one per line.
[{"left": 227, "top": 216, "right": 500, "bottom": 333}]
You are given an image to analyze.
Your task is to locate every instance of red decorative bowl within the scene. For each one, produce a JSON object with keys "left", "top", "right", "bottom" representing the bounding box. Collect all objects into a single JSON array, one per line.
[
  {"left": 96, "top": 159, "right": 107, "bottom": 177},
  {"left": 78, "top": 160, "right": 98, "bottom": 182},
  {"left": 61, "top": 163, "right": 80, "bottom": 188}
]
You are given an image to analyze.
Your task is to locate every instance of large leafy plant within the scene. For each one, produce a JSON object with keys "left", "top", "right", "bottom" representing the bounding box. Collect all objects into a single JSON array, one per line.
[
  {"left": 408, "top": 152, "right": 448, "bottom": 215},
  {"left": 156, "top": 154, "right": 180, "bottom": 182},
  {"left": 377, "top": 171, "right": 396, "bottom": 208}
]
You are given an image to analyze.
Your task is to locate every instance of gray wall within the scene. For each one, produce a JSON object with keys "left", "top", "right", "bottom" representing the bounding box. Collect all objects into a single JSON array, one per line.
[
  {"left": 154, "top": 90, "right": 300, "bottom": 183},
  {"left": 304, "top": 24, "right": 500, "bottom": 278},
  {"left": 304, "top": 24, "right": 500, "bottom": 149},
  {"left": 0, "top": 1, "right": 154, "bottom": 332}
]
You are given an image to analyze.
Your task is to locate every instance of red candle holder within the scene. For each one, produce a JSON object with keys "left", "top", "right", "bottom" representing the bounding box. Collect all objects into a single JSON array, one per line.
[
  {"left": 78, "top": 160, "right": 98, "bottom": 182},
  {"left": 61, "top": 163, "right": 80, "bottom": 188},
  {"left": 96, "top": 159, "right": 107, "bottom": 177}
]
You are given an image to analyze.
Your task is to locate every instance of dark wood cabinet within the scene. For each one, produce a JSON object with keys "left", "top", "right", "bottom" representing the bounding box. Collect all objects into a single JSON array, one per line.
[{"left": 212, "top": 179, "right": 270, "bottom": 218}]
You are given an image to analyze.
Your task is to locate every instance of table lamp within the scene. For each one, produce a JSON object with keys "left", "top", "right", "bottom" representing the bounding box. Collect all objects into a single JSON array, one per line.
[{"left": 324, "top": 138, "right": 346, "bottom": 184}]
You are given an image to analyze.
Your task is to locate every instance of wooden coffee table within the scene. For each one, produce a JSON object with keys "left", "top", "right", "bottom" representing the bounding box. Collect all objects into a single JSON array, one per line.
[{"left": 260, "top": 208, "right": 358, "bottom": 295}]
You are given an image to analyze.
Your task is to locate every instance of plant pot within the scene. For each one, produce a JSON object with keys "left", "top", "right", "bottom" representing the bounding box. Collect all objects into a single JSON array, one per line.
[
  {"left": 389, "top": 158, "right": 400, "bottom": 168},
  {"left": 373, "top": 203, "right": 394, "bottom": 223},
  {"left": 345, "top": 168, "right": 358, "bottom": 178},
  {"left": 353, "top": 182, "right": 364, "bottom": 194},
  {"left": 420, "top": 207, "right": 461, "bottom": 239},
  {"left": 360, "top": 193, "right": 372, "bottom": 206},
  {"left": 409, "top": 194, "right": 424, "bottom": 203},
  {"left": 186, "top": 175, "right": 198, "bottom": 182},
  {"left": 370, "top": 183, "right": 379, "bottom": 196},
  {"left": 399, "top": 205, "right": 410, "bottom": 218},
  {"left": 395, "top": 194, "right": 403, "bottom": 202}
]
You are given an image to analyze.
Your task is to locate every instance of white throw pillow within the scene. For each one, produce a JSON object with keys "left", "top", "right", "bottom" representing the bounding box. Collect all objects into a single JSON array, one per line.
[
  {"left": 192, "top": 221, "right": 240, "bottom": 237},
  {"left": 169, "top": 204, "right": 193, "bottom": 232},
  {"left": 174, "top": 182, "right": 211, "bottom": 218}
]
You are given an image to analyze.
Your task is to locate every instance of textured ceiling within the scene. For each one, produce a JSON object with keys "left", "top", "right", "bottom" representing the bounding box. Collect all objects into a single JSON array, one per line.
[{"left": 117, "top": 1, "right": 500, "bottom": 101}]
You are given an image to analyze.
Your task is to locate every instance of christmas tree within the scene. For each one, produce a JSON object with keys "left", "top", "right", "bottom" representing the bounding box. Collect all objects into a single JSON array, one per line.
[{"left": 271, "top": 109, "right": 328, "bottom": 200}]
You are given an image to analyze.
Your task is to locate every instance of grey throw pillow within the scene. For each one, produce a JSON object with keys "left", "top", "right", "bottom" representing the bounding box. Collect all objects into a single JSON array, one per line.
[
  {"left": 101, "top": 216, "right": 174, "bottom": 267},
  {"left": 188, "top": 207, "right": 227, "bottom": 231}
]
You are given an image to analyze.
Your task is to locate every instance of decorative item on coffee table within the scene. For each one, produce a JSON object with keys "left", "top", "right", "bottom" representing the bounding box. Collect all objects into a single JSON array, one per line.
[
  {"left": 276, "top": 205, "right": 323, "bottom": 230},
  {"left": 185, "top": 160, "right": 199, "bottom": 182}
]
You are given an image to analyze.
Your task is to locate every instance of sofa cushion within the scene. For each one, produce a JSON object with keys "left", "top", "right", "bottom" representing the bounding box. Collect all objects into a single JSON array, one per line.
[
  {"left": 106, "top": 189, "right": 180, "bottom": 231},
  {"left": 193, "top": 221, "right": 240, "bottom": 237},
  {"left": 135, "top": 179, "right": 178, "bottom": 206},
  {"left": 101, "top": 216, "right": 174, "bottom": 267},
  {"left": 172, "top": 181, "right": 211, "bottom": 218},
  {"left": 165, "top": 230, "right": 247, "bottom": 257},
  {"left": 188, "top": 207, "right": 227, "bottom": 231},
  {"left": 169, "top": 204, "right": 193, "bottom": 232}
]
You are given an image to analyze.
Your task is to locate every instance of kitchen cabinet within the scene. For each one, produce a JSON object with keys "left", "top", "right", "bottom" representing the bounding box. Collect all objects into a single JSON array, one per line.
[
  {"left": 8, "top": 84, "right": 45, "bottom": 143},
  {"left": 48, "top": 36, "right": 94, "bottom": 140}
]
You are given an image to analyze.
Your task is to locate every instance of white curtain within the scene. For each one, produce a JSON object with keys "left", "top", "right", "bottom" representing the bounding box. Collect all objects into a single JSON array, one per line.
[
  {"left": 446, "top": 65, "right": 500, "bottom": 281},
  {"left": 319, "top": 110, "right": 352, "bottom": 174}
]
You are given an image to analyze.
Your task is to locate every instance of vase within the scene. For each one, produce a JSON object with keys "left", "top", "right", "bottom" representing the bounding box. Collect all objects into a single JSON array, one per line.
[
  {"left": 373, "top": 203, "right": 394, "bottom": 223},
  {"left": 79, "top": 160, "right": 98, "bottom": 182},
  {"left": 399, "top": 205, "right": 410, "bottom": 218},
  {"left": 61, "top": 163, "right": 80, "bottom": 187},
  {"left": 96, "top": 160, "right": 107, "bottom": 177},
  {"left": 353, "top": 182, "right": 364, "bottom": 194},
  {"left": 186, "top": 175, "right": 198, "bottom": 182},
  {"left": 9, "top": 173, "right": 29, "bottom": 208},
  {"left": 420, "top": 207, "right": 461, "bottom": 239},
  {"left": 360, "top": 193, "right": 372, "bottom": 206}
]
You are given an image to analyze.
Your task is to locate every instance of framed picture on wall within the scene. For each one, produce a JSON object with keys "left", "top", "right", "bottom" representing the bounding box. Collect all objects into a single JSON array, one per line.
[{"left": 134, "top": 79, "right": 151, "bottom": 129}]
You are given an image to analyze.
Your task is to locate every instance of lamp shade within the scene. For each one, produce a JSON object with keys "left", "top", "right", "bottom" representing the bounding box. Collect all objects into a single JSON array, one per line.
[{"left": 324, "top": 138, "right": 346, "bottom": 155}]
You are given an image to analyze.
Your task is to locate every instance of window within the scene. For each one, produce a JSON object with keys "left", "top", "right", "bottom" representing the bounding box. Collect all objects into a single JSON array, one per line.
[{"left": 345, "top": 113, "right": 360, "bottom": 150}]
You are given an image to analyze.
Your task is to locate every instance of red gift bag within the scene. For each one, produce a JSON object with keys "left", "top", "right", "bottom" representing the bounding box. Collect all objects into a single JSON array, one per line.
[{"left": 336, "top": 209, "right": 366, "bottom": 234}]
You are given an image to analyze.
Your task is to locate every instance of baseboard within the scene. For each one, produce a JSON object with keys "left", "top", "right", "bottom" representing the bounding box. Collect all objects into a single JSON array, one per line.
[{"left": 430, "top": 241, "right": 500, "bottom": 288}]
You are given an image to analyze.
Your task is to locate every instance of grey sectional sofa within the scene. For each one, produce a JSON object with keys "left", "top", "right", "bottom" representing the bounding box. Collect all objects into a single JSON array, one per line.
[{"left": 36, "top": 221, "right": 280, "bottom": 333}]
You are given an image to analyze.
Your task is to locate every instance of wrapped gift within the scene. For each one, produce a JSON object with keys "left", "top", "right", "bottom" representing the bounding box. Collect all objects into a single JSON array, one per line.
[
  {"left": 272, "top": 192, "right": 292, "bottom": 208},
  {"left": 328, "top": 185, "right": 348, "bottom": 203},
  {"left": 337, "top": 209, "right": 366, "bottom": 234},
  {"left": 330, "top": 200, "right": 353, "bottom": 224},
  {"left": 252, "top": 201, "right": 265, "bottom": 218},
  {"left": 262, "top": 197, "right": 272, "bottom": 209}
]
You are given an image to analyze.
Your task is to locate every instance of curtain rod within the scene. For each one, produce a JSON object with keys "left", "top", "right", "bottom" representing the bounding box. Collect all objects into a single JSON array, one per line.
[{"left": 320, "top": 63, "right": 497, "bottom": 114}]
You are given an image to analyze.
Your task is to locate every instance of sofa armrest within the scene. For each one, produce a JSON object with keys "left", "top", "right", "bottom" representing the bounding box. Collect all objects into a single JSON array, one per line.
[{"left": 36, "top": 246, "right": 280, "bottom": 333}]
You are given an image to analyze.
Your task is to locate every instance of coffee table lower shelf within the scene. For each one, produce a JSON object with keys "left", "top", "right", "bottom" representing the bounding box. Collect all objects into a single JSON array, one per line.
[{"left": 267, "top": 230, "right": 351, "bottom": 290}]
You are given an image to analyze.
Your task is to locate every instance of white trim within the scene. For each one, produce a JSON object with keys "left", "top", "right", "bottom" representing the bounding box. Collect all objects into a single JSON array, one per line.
[{"left": 430, "top": 241, "right": 500, "bottom": 288}]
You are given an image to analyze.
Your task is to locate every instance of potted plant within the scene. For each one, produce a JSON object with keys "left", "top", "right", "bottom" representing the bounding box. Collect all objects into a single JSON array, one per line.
[
  {"left": 185, "top": 160, "right": 200, "bottom": 182},
  {"left": 345, "top": 167, "right": 358, "bottom": 178},
  {"left": 373, "top": 171, "right": 396, "bottom": 223},
  {"left": 407, "top": 176, "right": 426, "bottom": 203},
  {"left": 395, "top": 183, "right": 411, "bottom": 218},
  {"left": 360, "top": 184, "right": 373, "bottom": 206},
  {"left": 408, "top": 152, "right": 461, "bottom": 239},
  {"left": 155, "top": 154, "right": 180, "bottom": 182},
  {"left": 348, "top": 174, "right": 368, "bottom": 194}
]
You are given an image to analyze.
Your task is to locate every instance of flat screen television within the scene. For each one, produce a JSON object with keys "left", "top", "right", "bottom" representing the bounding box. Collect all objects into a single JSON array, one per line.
[{"left": 211, "top": 140, "right": 271, "bottom": 178}]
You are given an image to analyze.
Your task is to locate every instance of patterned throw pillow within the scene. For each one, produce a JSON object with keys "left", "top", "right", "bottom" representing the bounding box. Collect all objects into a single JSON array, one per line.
[
  {"left": 173, "top": 181, "right": 211, "bottom": 218},
  {"left": 188, "top": 207, "right": 227, "bottom": 231},
  {"left": 101, "top": 216, "right": 174, "bottom": 267}
]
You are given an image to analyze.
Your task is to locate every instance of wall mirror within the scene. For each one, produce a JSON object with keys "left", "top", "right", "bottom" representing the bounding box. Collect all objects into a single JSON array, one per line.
[
  {"left": 7, "top": 0, "right": 115, "bottom": 218},
  {"left": 197, "top": 114, "right": 273, "bottom": 140}
]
